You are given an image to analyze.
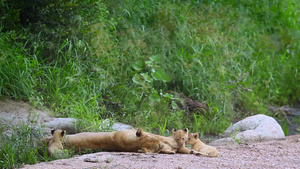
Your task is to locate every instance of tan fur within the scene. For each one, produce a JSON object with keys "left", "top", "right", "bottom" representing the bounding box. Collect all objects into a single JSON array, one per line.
[
  {"left": 41, "top": 136, "right": 53, "bottom": 145},
  {"left": 147, "top": 128, "right": 199, "bottom": 155},
  {"left": 45, "top": 128, "right": 163, "bottom": 153},
  {"left": 48, "top": 129, "right": 65, "bottom": 156},
  {"left": 186, "top": 133, "right": 218, "bottom": 157}
]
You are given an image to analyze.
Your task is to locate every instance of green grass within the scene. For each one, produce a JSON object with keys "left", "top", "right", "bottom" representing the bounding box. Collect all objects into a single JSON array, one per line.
[
  {"left": 0, "top": 0, "right": 300, "bottom": 166},
  {"left": 0, "top": 123, "right": 48, "bottom": 168},
  {"left": 0, "top": 121, "right": 79, "bottom": 169},
  {"left": 0, "top": 0, "right": 299, "bottom": 133}
]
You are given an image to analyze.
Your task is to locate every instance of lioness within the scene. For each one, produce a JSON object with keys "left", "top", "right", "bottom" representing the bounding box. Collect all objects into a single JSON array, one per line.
[
  {"left": 147, "top": 128, "right": 199, "bottom": 155},
  {"left": 45, "top": 128, "right": 163, "bottom": 153},
  {"left": 186, "top": 133, "right": 218, "bottom": 157},
  {"left": 48, "top": 129, "right": 65, "bottom": 156}
]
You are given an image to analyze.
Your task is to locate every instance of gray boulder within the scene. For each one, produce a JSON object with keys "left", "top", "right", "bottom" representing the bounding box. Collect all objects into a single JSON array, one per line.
[
  {"left": 0, "top": 99, "right": 136, "bottom": 139},
  {"left": 112, "top": 122, "right": 134, "bottom": 131},
  {"left": 223, "top": 114, "right": 285, "bottom": 143},
  {"left": 99, "top": 119, "right": 134, "bottom": 131},
  {"left": 234, "top": 130, "right": 260, "bottom": 143},
  {"left": 44, "top": 118, "right": 78, "bottom": 134},
  {"left": 209, "top": 137, "right": 239, "bottom": 146},
  {"left": 0, "top": 99, "right": 54, "bottom": 137},
  {"left": 211, "top": 114, "right": 285, "bottom": 145}
]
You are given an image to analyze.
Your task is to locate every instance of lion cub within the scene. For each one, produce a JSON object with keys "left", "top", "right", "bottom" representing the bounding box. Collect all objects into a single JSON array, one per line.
[
  {"left": 48, "top": 129, "right": 65, "bottom": 157},
  {"left": 186, "top": 133, "right": 218, "bottom": 157},
  {"left": 148, "top": 128, "right": 199, "bottom": 155}
]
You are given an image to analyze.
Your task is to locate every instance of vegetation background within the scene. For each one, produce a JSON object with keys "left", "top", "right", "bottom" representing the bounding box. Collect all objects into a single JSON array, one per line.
[{"left": 0, "top": 0, "right": 299, "bottom": 168}]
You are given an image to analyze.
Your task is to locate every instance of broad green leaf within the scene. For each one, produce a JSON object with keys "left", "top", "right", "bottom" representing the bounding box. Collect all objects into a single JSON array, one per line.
[
  {"left": 145, "top": 60, "right": 153, "bottom": 67},
  {"left": 150, "top": 55, "right": 161, "bottom": 63},
  {"left": 171, "top": 100, "right": 179, "bottom": 110},
  {"left": 162, "top": 93, "right": 172, "bottom": 99},
  {"left": 149, "top": 91, "right": 160, "bottom": 103},
  {"left": 152, "top": 68, "right": 171, "bottom": 82},
  {"left": 141, "top": 73, "right": 153, "bottom": 83},
  {"left": 132, "top": 74, "right": 141, "bottom": 85},
  {"left": 132, "top": 60, "right": 144, "bottom": 71}
]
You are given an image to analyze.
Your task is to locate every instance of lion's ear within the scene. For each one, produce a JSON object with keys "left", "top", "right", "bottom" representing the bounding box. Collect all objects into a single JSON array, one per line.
[
  {"left": 61, "top": 130, "right": 65, "bottom": 136},
  {"left": 184, "top": 128, "right": 188, "bottom": 133},
  {"left": 51, "top": 129, "right": 55, "bottom": 135},
  {"left": 194, "top": 133, "right": 199, "bottom": 139},
  {"left": 136, "top": 128, "right": 143, "bottom": 137}
]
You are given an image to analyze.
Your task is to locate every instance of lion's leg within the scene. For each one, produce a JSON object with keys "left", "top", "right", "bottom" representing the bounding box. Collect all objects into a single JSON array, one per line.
[
  {"left": 178, "top": 147, "right": 200, "bottom": 155},
  {"left": 138, "top": 149, "right": 158, "bottom": 155},
  {"left": 138, "top": 147, "right": 152, "bottom": 153},
  {"left": 158, "top": 143, "right": 176, "bottom": 154},
  {"left": 197, "top": 146, "right": 218, "bottom": 157},
  {"left": 160, "top": 149, "right": 176, "bottom": 154},
  {"left": 41, "top": 136, "right": 53, "bottom": 145}
]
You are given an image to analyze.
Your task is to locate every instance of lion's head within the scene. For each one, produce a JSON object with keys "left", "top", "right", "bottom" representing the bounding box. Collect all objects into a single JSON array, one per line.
[
  {"left": 136, "top": 128, "right": 164, "bottom": 153},
  {"left": 51, "top": 129, "right": 65, "bottom": 141},
  {"left": 172, "top": 128, "right": 189, "bottom": 147},
  {"left": 186, "top": 133, "right": 199, "bottom": 145}
]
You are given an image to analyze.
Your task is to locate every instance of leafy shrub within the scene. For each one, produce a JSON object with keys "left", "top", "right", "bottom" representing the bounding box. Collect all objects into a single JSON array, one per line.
[{"left": 0, "top": 0, "right": 299, "bottom": 137}]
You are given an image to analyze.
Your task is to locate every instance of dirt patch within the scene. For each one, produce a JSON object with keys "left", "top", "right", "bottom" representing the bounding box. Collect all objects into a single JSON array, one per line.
[
  {"left": 23, "top": 135, "right": 300, "bottom": 169},
  {"left": 0, "top": 99, "right": 53, "bottom": 126},
  {"left": 0, "top": 99, "right": 54, "bottom": 136}
]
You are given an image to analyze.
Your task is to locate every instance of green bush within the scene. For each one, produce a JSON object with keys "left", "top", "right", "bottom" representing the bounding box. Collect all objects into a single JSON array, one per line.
[{"left": 0, "top": 0, "right": 299, "bottom": 138}]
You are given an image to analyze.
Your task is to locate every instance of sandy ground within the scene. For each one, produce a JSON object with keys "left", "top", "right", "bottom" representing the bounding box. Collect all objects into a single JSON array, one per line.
[{"left": 23, "top": 135, "right": 300, "bottom": 169}]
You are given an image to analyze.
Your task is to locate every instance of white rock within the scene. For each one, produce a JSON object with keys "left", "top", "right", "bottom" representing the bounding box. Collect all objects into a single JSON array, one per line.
[
  {"left": 99, "top": 119, "right": 134, "bottom": 131},
  {"left": 112, "top": 122, "right": 134, "bottom": 131},
  {"left": 235, "top": 130, "right": 260, "bottom": 143},
  {"left": 221, "top": 114, "right": 285, "bottom": 143},
  {"left": 209, "top": 137, "right": 239, "bottom": 146}
]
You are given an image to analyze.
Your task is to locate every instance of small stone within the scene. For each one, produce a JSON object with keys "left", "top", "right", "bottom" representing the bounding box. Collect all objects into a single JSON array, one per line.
[{"left": 84, "top": 158, "right": 92, "bottom": 162}]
